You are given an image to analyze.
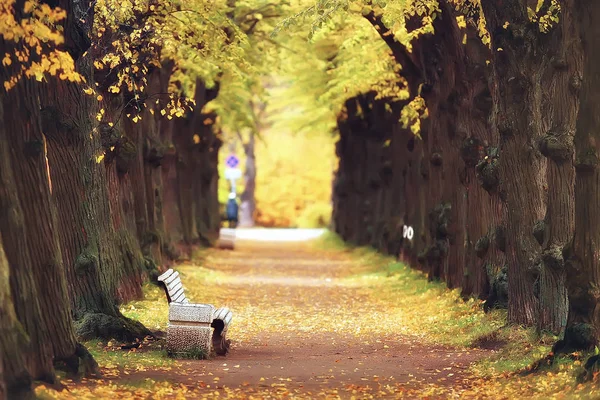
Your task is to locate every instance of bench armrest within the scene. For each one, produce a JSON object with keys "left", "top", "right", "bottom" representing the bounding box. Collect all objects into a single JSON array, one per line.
[{"left": 169, "top": 303, "right": 215, "bottom": 324}]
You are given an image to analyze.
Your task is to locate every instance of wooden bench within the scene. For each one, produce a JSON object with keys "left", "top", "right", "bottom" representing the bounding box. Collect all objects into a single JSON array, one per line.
[{"left": 158, "top": 269, "right": 232, "bottom": 356}]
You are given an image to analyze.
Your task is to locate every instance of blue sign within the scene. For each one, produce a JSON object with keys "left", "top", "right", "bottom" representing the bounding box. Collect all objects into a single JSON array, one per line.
[{"left": 225, "top": 154, "right": 239, "bottom": 168}]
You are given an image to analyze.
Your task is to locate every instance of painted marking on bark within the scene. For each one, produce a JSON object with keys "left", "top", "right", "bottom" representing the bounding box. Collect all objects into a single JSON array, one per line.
[{"left": 403, "top": 226, "right": 414, "bottom": 240}]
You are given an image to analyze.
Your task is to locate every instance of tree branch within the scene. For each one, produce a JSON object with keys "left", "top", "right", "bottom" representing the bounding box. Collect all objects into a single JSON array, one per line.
[{"left": 363, "top": 11, "right": 422, "bottom": 81}]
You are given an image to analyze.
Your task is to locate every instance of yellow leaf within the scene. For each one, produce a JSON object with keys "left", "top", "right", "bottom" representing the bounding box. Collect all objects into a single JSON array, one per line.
[
  {"left": 2, "top": 54, "right": 11, "bottom": 66},
  {"left": 193, "top": 134, "right": 200, "bottom": 144},
  {"left": 97, "top": 95, "right": 103, "bottom": 101}
]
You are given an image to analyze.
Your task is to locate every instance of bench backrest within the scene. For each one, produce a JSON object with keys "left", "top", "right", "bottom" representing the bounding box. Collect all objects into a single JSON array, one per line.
[{"left": 157, "top": 269, "right": 189, "bottom": 304}]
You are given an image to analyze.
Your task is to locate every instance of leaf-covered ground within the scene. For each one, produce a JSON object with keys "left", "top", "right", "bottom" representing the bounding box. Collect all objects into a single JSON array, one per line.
[{"left": 38, "top": 234, "right": 600, "bottom": 399}]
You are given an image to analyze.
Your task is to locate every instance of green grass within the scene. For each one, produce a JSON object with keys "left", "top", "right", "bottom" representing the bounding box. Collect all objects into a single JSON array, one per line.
[
  {"left": 174, "top": 347, "right": 210, "bottom": 360},
  {"left": 314, "top": 231, "right": 561, "bottom": 376},
  {"left": 85, "top": 339, "right": 174, "bottom": 369},
  {"left": 312, "top": 230, "right": 351, "bottom": 251}
]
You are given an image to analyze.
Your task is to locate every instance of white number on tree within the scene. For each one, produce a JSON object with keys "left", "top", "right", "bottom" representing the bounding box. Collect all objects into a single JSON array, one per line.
[{"left": 403, "top": 225, "right": 414, "bottom": 240}]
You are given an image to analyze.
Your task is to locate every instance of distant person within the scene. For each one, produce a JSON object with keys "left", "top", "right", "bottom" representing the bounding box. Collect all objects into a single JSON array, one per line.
[{"left": 226, "top": 192, "right": 239, "bottom": 228}]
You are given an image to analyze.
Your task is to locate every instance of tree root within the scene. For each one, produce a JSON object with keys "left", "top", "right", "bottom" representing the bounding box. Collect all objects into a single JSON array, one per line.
[
  {"left": 54, "top": 342, "right": 101, "bottom": 379},
  {"left": 519, "top": 352, "right": 556, "bottom": 376},
  {"left": 74, "top": 312, "right": 152, "bottom": 343},
  {"left": 521, "top": 339, "right": 592, "bottom": 378},
  {"left": 579, "top": 354, "right": 600, "bottom": 382},
  {"left": 6, "top": 374, "right": 35, "bottom": 400}
]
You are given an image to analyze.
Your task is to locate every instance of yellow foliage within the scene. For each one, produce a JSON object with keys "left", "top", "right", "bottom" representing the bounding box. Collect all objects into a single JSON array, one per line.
[
  {"left": 219, "top": 129, "right": 336, "bottom": 227},
  {"left": 0, "top": 0, "right": 81, "bottom": 90},
  {"left": 254, "top": 131, "right": 335, "bottom": 227},
  {"left": 400, "top": 94, "right": 428, "bottom": 136}
]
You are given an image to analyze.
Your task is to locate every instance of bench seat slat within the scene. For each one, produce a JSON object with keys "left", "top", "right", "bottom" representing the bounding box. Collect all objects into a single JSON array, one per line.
[
  {"left": 157, "top": 269, "right": 175, "bottom": 282},
  {"left": 213, "top": 307, "right": 230, "bottom": 321},
  {"left": 167, "top": 281, "right": 183, "bottom": 297},
  {"left": 171, "top": 288, "right": 186, "bottom": 303},
  {"left": 222, "top": 312, "right": 233, "bottom": 326},
  {"left": 172, "top": 293, "right": 186, "bottom": 304},
  {"left": 164, "top": 271, "right": 180, "bottom": 285}
]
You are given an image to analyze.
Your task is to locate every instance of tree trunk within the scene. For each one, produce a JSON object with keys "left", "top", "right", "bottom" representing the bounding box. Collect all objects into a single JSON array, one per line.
[
  {"left": 174, "top": 118, "right": 197, "bottom": 246},
  {"left": 172, "top": 80, "right": 220, "bottom": 247},
  {"left": 193, "top": 110, "right": 221, "bottom": 244},
  {"left": 239, "top": 132, "right": 256, "bottom": 227},
  {"left": 0, "top": 233, "right": 34, "bottom": 400},
  {"left": 535, "top": 2, "right": 581, "bottom": 335},
  {"left": 0, "top": 86, "right": 54, "bottom": 384},
  {"left": 482, "top": 0, "right": 576, "bottom": 330},
  {"left": 563, "top": 0, "right": 600, "bottom": 350},
  {"left": 40, "top": 0, "right": 150, "bottom": 342},
  {"left": 0, "top": 94, "right": 34, "bottom": 400},
  {"left": 162, "top": 117, "right": 185, "bottom": 253}
]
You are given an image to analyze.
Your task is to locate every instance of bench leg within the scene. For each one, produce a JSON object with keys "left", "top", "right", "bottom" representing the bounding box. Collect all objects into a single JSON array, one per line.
[{"left": 210, "top": 319, "right": 230, "bottom": 355}]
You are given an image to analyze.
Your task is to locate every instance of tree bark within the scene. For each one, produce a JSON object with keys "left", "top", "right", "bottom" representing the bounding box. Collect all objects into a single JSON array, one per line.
[
  {"left": 534, "top": 2, "right": 581, "bottom": 335},
  {"left": 481, "top": 1, "right": 566, "bottom": 326},
  {"left": 0, "top": 94, "right": 34, "bottom": 400},
  {"left": 0, "top": 87, "right": 54, "bottom": 384},
  {"left": 563, "top": 0, "right": 600, "bottom": 350},
  {"left": 0, "top": 234, "right": 34, "bottom": 400},
  {"left": 40, "top": 0, "right": 150, "bottom": 342},
  {"left": 171, "top": 80, "right": 220, "bottom": 247}
]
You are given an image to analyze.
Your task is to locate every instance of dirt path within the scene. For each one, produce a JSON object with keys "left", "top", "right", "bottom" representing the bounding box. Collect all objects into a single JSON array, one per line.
[{"left": 116, "top": 239, "right": 492, "bottom": 398}]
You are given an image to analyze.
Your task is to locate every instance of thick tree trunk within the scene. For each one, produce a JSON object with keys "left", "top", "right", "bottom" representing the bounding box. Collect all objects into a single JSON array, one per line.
[
  {"left": 124, "top": 115, "right": 150, "bottom": 246},
  {"left": 106, "top": 160, "right": 145, "bottom": 303},
  {"left": 481, "top": 1, "right": 575, "bottom": 326},
  {"left": 535, "top": 3, "right": 581, "bottom": 335},
  {"left": 42, "top": 79, "right": 149, "bottom": 341},
  {"left": 172, "top": 80, "right": 220, "bottom": 247},
  {"left": 0, "top": 96, "right": 34, "bottom": 400},
  {"left": 174, "top": 118, "right": 197, "bottom": 246},
  {"left": 563, "top": 0, "right": 600, "bottom": 350},
  {"left": 162, "top": 118, "right": 185, "bottom": 251},
  {"left": 40, "top": 0, "right": 150, "bottom": 342},
  {"left": 156, "top": 65, "right": 181, "bottom": 262},
  {"left": 239, "top": 132, "right": 256, "bottom": 227},
  {"left": 0, "top": 86, "right": 53, "bottom": 383},
  {"left": 0, "top": 234, "right": 33, "bottom": 400},
  {"left": 1, "top": 80, "right": 100, "bottom": 386},
  {"left": 384, "top": 120, "right": 409, "bottom": 257},
  {"left": 193, "top": 110, "right": 222, "bottom": 244},
  {"left": 98, "top": 92, "right": 147, "bottom": 303},
  {"left": 3, "top": 83, "right": 78, "bottom": 358}
]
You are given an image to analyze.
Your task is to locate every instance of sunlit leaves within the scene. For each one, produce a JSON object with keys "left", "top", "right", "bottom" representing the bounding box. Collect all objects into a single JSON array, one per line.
[
  {"left": 0, "top": 0, "right": 82, "bottom": 90},
  {"left": 447, "top": 0, "right": 490, "bottom": 47},
  {"left": 400, "top": 94, "right": 427, "bottom": 135},
  {"left": 527, "top": 0, "right": 561, "bottom": 33},
  {"left": 268, "top": 5, "right": 410, "bottom": 136},
  {"left": 91, "top": 0, "right": 251, "bottom": 122}
]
